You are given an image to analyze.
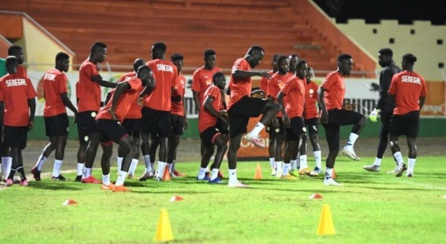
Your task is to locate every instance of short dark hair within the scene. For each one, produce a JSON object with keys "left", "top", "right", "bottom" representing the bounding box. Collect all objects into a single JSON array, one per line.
[
  {"left": 55, "top": 52, "right": 69, "bottom": 63},
  {"left": 133, "top": 58, "right": 145, "bottom": 72},
  {"left": 153, "top": 41, "right": 167, "bottom": 53},
  {"left": 379, "top": 48, "right": 393, "bottom": 57},
  {"left": 8, "top": 45, "right": 22, "bottom": 55},
  {"left": 402, "top": 53, "right": 417, "bottom": 63},
  {"left": 338, "top": 53, "right": 352, "bottom": 62},
  {"left": 90, "top": 41, "right": 107, "bottom": 53},
  {"left": 247, "top": 45, "right": 264, "bottom": 55},
  {"left": 213, "top": 71, "right": 225, "bottom": 82},
  {"left": 296, "top": 59, "right": 307, "bottom": 69},
  {"left": 272, "top": 54, "right": 279, "bottom": 62},
  {"left": 204, "top": 49, "right": 216, "bottom": 58},
  {"left": 171, "top": 53, "right": 184, "bottom": 62},
  {"left": 277, "top": 55, "right": 288, "bottom": 64}
]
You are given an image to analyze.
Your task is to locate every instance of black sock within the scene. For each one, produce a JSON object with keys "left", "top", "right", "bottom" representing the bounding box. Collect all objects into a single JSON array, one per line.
[
  {"left": 8, "top": 168, "right": 16, "bottom": 179},
  {"left": 17, "top": 166, "right": 26, "bottom": 180}
]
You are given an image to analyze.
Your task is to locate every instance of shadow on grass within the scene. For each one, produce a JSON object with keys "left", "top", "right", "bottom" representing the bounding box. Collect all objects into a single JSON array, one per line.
[{"left": 27, "top": 182, "right": 83, "bottom": 191}]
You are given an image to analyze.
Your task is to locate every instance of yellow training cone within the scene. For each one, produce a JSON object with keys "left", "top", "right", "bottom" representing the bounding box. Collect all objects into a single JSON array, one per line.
[
  {"left": 154, "top": 208, "right": 173, "bottom": 242},
  {"left": 317, "top": 204, "right": 336, "bottom": 235}
]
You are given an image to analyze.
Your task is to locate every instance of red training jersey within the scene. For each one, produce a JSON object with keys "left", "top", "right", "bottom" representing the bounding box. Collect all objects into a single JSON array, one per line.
[
  {"left": 119, "top": 71, "right": 142, "bottom": 119},
  {"left": 144, "top": 59, "right": 177, "bottom": 111},
  {"left": 268, "top": 72, "right": 293, "bottom": 117},
  {"left": 192, "top": 66, "right": 222, "bottom": 107},
  {"left": 389, "top": 70, "right": 427, "bottom": 115},
  {"left": 280, "top": 75, "right": 305, "bottom": 118},
  {"left": 172, "top": 74, "right": 186, "bottom": 116},
  {"left": 305, "top": 81, "right": 319, "bottom": 119},
  {"left": 228, "top": 58, "right": 251, "bottom": 110},
  {"left": 0, "top": 73, "right": 37, "bottom": 126},
  {"left": 260, "top": 70, "right": 273, "bottom": 93},
  {"left": 96, "top": 76, "right": 142, "bottom": 123},
  {"left": 321, "top": 71, "right": 345, "bottom": 111},
  {"left": 43, "top": 68, "right": 69, "bottom": 117},
  {"left": 78, "top": 60, "right": 101, "bottom": 112},
  {"left": 17, "top": 65, "right": 28, "bottom": 78},
  {"left": 198, "top": 85, "right": 222, "bottom": 133}
]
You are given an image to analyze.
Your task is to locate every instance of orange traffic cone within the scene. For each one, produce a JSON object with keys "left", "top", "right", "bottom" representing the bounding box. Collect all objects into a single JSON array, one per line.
[
  {"left": 154, "top": 208, "right": 174, "bottom": 242},
  {"left": 62, "top": 199, "right": 78, "bottom": 206},
  {"left": 317, "top": 204, "right": 336, "bottom": 235},
  {"left": 254, "top": 163, "right": 263, "bottom": 180},
  {"left": 163, "top": 165, "right": 171, "bottom": 181},
  {"left": 332, "top": 168, "right": 336, "bottom": 179},
  {"left": 169, "top": 196, "right": 184, "bottom": 202},
  {"left": 309, "top": 193, "right": 323, "bottom": 200}
]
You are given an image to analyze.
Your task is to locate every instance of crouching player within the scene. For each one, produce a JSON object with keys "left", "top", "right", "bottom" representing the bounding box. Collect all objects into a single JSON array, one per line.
[
  {"left": 95, "top": 65, "right": 154, "bottom": 192},
  {"left": 196, "top": 72, "right": 229, "bottom": 183}
]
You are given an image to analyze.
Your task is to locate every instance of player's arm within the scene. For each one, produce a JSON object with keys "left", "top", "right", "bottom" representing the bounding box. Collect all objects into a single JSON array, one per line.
[
  {"left": 192, "top": 91, "right": 201, "bottom": 114},
  {"left": 61, "top": 93, "right": 78, "bottom": 115},
  {"left": 204, "top": 96, "right": 228, "bottom": 123},
  {"left": 317, "top": 86, "right": 328, "bottom": 124},
  {"left": 110, "top": 82, "right": 131, "bottom": 120},
  {"left": 376, "top": 69, "right": 394, "bottom": 109},
  {"left": 419, "top": 96, "right": 426, "bottom": 110},
  {"left": 182, "top": 96, "right": 188, "bottom": 129},
  {"left": 0, "top": 101, "right": 4, "bottom": 126},
  {"left": 389, "top": 94, "right": 396, "bottom": 107},
  {"left": 28, "top": 97, "right": 36, "bottom": 130},
  {"left": 232, "top": 70, "right": 271, "bottom": 82},
  {"left": 277, "top": 91, "right": 289, "bottom": 128},
  {"left": 91, "top": 74, "right": 117, "bottom": 88}
]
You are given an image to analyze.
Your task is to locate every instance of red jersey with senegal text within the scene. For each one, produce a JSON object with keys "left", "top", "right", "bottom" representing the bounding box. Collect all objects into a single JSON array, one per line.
[
  {"left": 78, "top": 60, "right": 101, "bottom": 112},
  {"left": 172, "top": 74, "right": 186, "bottom": 116},
  {"left": 0, "top": 73, "right": 37, "bottom": 126},
  {"left": 198, "top": 85, "right": 222, "bottom": 132},
  {"left": 389, "top": 70, "right": 427, "bottom": 115},
  {"left": 305, "top": 81, "right": 319, "bottom": 119},
  {"left": 228, "top": 58, "right": 251, "bottom": 110},
  {"left": 43, "top": 68, "right": 69, "bottom": 117},
  {"left": 96, "top": 77, "right": 142, "bottom": 123},
  {"left": 192, "top": 67, "right": 221, "bottom": 106},
  {"left": 280, "top": 76, "right": 305, "bottom": 118},
  {"left": 268, "top": 72, "right": 293, "bottom": 117},
  {"left": 321, "top": 71, "right": 345, "bottom": 110},
  {"left": 144, "top": 59, "right": 177, "bottom": 111},
  {"left": 119, "top": 71, "right": 142, "bottom": 119}
]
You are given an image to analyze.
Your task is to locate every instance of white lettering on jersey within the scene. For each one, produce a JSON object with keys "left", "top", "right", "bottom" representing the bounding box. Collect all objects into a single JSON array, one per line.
[
  {"left": 156, "top": 64, "right": 174, "bottom": 73},
  {"left": 5, "top": 78, "right": 27, "bottom": 87},
  {"left": 401, "top": 75, "right": 421, "bottom": 84},
  {"left": 44, "top": 73, "right": 56, "bottom": 81}
]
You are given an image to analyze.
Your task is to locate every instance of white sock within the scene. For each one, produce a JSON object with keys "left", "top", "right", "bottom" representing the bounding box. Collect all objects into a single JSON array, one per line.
[
  {"left": 248, "top": 122, "right": 265, "bottom": 138},
  {"left": 282, "top": 163, "right": 290, "bottom": 175},
  {"left": 167, "top": 163, "right": 173, "bottom": 174},
  {"left": 129, "top": 159, "right": 138, "bottom": 175},
  {"left": 83, "top": 167, "right": 92, "bottom": 178},
  {"left": 374, "top": 158, "right": 382, "bottom": 166},
  {"left": 290, "top": 160, "right": 297, "bottom": 170},
  {"left": 346, "top": 133, "right": 359, "bottom": 147},
  {"left": 314, "top": 150, "right": 322, "bottom": 168},
  {"left": 269, "top": 157, "right": 275, "bottom": 169},
  {"left": 296, "top": 155, "right": 300, "bottom": 169},
  {"left": 228, "top": 169, "right": 237, "bottom": 182},
  {"left": 157, "top": 161, "right": 167, "bottom": 178},
  {"left": 408, "top": 158, "right": 416, "bottom": 172},
  {"left": 52, "top": 159, "right": 62, "bottom": 177},
  {"left": 102, "top": 174, "right": 110, "bottom": 185},
  {"left": 197, "top": 167, "right": 207, "bottom": 179},
  {"left": 171, "top": 161, "right": 176, "bottom": 173},
  {"left": 210, "top": 168, "right": 219, "bottom": 181},
  {"left": 325, "top": 168, "right": 333, "bottom": 179},
  {"left": 143, "top": 155, "right": 152, "bottom": 172},
  {"left": 77, "top": 162, "right": 84, "bottom": 176},
  {"left": 2, "top": 157, "right": 11, "bottom": 178},
  {"left": 117, "top": 157, "right": 123, "bottom": 173},
  {"left": 115, "top": 171, "right": 128, "bottom": 186},
  {"left": 275, "top": 161, "right": 282, "bottom": 176},
  {"left": 393, "top": 152, "right": 404, "bottom": 165},
  {"left": 299, "top": 155, "right": 308, "bottom": 169},
  {"left": 35, "top": 155, "right": 47, "bottom": 171}
]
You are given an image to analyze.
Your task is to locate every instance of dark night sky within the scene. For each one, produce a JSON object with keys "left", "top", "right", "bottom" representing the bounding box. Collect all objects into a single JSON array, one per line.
[{"left": 313, "top": 0, "right": 446, "bottom": 25}]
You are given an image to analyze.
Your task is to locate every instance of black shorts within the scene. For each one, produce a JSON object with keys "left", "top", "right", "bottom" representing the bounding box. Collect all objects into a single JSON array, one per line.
[
  {"left": 266, "top": 117, "right": 285, "bottom": 138},
  {"left": 97, "top": 119, "right": 128, "bottom": 144},
  {"left": 327, "top": 109, "right": 364, "bottom": 126},
  {"left": 171, "top": 114, "right": 185, "bottom": 136},
  {"left": 4, "top": 126, "right": 28, "bottom": 150},
  {"left": 227, "top": 96, "right": 269, "bottom": 138},
  {"left": 286, "top": 116, "right": 306, "bottom": 141},
  {"left": 122, "top": 118, "right": 141, "bottom": 138},
  {"left": 200, "top": 126, "right": 222, "bottom": 146},
  {"left": 216, "top": 118, "right": 229, "bottom": 134},
  {"left": 78, "top": 110, "right": 99, "bottom": 136},
  {"left": 389, "top": 111, "right": 420, "bottom": 137},
  {"left": 45, "top": 113, "right": 69, "bottom": 137},
  {"left": 305, "top": 117, "right": 319, "bottom": 136},
  {"left": 141, "top": 107, "right": 172, "bottom": 138}
]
